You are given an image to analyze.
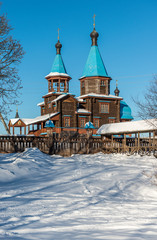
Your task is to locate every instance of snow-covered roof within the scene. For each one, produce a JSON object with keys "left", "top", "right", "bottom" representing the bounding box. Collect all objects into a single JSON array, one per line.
[
  {"left": 37, "top": 101, "right": 44, "bottom": 106},
  {"left": 28, "top": 112, "right": 59, "bottom": 125},
  {"left": 85, "top": 121, "right": 95, "bottom": 129},
  {"left": 10, "top": 118, "right": 34, "bottom": 126},
  {"left": 9, "top": 113, "right": 59, "bottom": 126},
  {"left": 51, "top": 94, "right": 70, "bottom": 103},
  {"left": 45, "top": 72, "right": 70, "bottom": 78},
  {"left": 97, "top": 119, "right": 157, "bottom": 135},
  {"left": 77, "top": 93, "right": 123, "bottom": 100},
  {"left": 42, "top": 91, "right": 73, "bottom": 98},
  {"left": 77, "top": 98, "right": 85, "bottom": 102},
  {"left": 77, "top": 108, "right": 91, "bottom": 114}
]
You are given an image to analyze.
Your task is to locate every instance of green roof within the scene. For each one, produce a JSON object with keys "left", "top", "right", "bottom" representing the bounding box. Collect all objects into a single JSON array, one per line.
[{"left": 81, "top": 46, "right": 108, "bottom": 78}]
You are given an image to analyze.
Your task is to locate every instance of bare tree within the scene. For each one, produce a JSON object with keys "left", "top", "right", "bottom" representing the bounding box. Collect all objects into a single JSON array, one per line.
[
  {"left": 135, "top": 76, "right": 157, "bottom": 123},
  {"left": 0, "top": 9, "right": 25, "bottom": 119}
]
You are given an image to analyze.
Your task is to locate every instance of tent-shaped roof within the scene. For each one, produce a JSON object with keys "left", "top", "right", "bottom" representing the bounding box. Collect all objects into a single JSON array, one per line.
[
  {"left": 81, "top": 46, "right": 108, "bottom": 78},
  {"left": 51, "top": 54, "right": 67, "bottom": 74}
]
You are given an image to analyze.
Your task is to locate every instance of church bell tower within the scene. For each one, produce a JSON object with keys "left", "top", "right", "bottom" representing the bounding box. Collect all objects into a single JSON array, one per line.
[
  {"left": 45, "top": 29, "right": 71, "bottom": 93},
  {"left": 79, "top": 16, "right": 111, "bottom": 95}
]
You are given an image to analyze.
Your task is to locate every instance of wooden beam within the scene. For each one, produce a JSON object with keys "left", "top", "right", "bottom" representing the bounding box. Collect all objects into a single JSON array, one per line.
[
  {"left": 123, "top": 134, "right": 126, "bottom": 152},
  {"left": 149, "top": 132, "right": 151, "bottom": 147},
  {"left": 153, "top": 130, "right": 155, "bottom": 147},
  {"left": 111, "top": 135, "right": 113, "bottom": 148},
  {"left": 138, "top": 132, "right": 140, "bottom": 151}
]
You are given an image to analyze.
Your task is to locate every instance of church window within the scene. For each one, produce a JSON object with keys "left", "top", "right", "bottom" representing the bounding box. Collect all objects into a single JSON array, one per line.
[
  {"left": 64, "top": 117, "right": 70, "bottom": 127},
  {"left": 42, "top": 107, "right": 45, "bottom": 114},
  {"left": 48, "top": 103, "right": 51, "bottom": 109},
  {"left": 94, "top": 119, "right": 99, "bottom": 128},
  {"left": 109, "top": 119, "right": 115, "bottom": 123},
  {"left": 80, "top": 118, "right": 85, "bottom": 128},
  {"left": 82, "top": 81, "right": 85, "bottom": 88},
  {"left": 101, "top": 80, "right": 105, "bottom": 86},
  {"left": 60, "top": 81, "right": 65, "bottom": 91},
  {"left": 100, "top": 103, "right": 109, "bottom": 113}
]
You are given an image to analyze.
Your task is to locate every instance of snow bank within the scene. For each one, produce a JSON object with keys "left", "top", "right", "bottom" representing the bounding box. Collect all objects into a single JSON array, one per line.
[{"left": 0, "top": 149, "right": 157, "bottom": 239}]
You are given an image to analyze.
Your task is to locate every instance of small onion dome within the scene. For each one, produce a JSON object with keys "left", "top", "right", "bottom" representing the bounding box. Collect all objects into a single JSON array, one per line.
[
  {"left": 114, "top": 87, "right": 120, "bottom": 96},
  {"left": 90, "top": 28, "right": 99, "bottom": 46},
  {"left": 55, "top": 40, "right": 62, "bottom": 54},
  {"left": 45, "top": 120, "right": 55, "bottom": 128},
  {"left": 120, "top": 101, "right": 134, "bottom": 120},
  {"left": 85, "top": 121, "right": 95, "bottom": 129}
]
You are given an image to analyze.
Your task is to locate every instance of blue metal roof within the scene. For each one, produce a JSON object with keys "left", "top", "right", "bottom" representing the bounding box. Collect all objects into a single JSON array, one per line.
[
  {"left": 120, "top": 101, "right": 133, "bottom": 120},
  {"left": 51, "top": 54, "right": 67, "bottom": 73},
  {"left": 81, "top": 46, "right": 108, "bottom": 78},
  {"left": 85, "top": 121, "right": 95, "bottom": 129},
  {"left": 45, "top": 120, "right": 55, "bottom": 128}
]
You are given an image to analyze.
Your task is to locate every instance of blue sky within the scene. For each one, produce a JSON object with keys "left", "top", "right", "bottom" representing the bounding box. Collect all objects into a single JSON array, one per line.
[{"left": 1, "top": 0, "right": 157, "bottom": 134}]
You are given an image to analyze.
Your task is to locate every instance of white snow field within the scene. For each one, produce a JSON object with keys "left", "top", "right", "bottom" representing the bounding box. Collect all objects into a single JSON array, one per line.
[{"left": 0, "top": 149, "right": 157, "bottom": 240}]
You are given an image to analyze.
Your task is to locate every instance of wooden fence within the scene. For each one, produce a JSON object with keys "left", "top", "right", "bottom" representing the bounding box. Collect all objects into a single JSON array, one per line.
[{"left": 0, "top": 135, "right": 157, "bottom": 156}]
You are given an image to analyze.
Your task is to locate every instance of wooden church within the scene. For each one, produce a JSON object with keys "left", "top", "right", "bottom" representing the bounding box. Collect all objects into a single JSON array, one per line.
[{"left": 8, "top": 24, "right": 133, "bottom": 136}]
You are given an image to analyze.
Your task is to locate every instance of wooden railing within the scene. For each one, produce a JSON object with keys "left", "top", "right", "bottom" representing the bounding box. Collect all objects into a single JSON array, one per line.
[{"left": 0, "top": 135, "right": 157, "bottom": 156}]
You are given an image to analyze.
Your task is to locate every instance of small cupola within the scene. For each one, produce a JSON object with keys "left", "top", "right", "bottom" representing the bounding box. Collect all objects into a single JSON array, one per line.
[
  {"left": 114, "top": 80, "right": 120, "bottom": 97},
  {"left": 55, "top": 40, "right": 62, "bottom": 55},
  {"left": 90, "top": 14, "right": 99, "bottom": 46},
  {"left": 45, "top": 29, "right": 71, "bottom": 93}
]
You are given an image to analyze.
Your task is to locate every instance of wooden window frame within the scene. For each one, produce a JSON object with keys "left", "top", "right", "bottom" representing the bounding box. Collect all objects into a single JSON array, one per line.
[
  {"left": 94, "top": 118, "right": 99, "bottom": 128},
  {"left": 48, "top": 102, "right": 51, "bottom": 109},
  {"left": 99, "top": 102, "right": 109, "bottom": 113},
  {"left": 101, "top": 80, "right": 105, "bottom": 86},
  {"left": 80, "top": 118, "right": 86, "bottom": 128},
  {"left": 109, "top": 119, "right": 116, "bottom": 123},
  {"left": 64, "top": 117, "right": 70, "bottom": 127}
]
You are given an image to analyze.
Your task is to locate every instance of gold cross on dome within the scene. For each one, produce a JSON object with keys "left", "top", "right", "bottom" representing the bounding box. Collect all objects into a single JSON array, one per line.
[
  {"left": 93, "top": 14, "right": 96, "bottom": 28},
  {"left": 58, "top": 28, "right": 60, "bottom": 40}
]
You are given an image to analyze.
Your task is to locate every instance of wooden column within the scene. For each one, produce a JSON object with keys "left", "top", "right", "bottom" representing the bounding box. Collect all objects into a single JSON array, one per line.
[
  {"left": 153, "top": 130, "right": 155, "bottom": 147},
  {"left": 41, "top": 122, "right": 43, "bottom": 129},
  {"left": 20, "top": 127, "right": 22, "bottom": 135},
  {"left": 135, "top": 133, "right": 137, "bottom": 147},
  {"left": 138, "top": 132, "right": 140, "bottom": 151},
  {"left": 111, "top": 135, "right": 113, "bottom": 149},
  {"left": 64, "top": 80, "right": 67, "bottom": 92},
  {"left": 51, "top": 79, "right": 54, "bottom": 92},
  {"left": 13, "top": 126, "right": 15, "bottom": 135},
  {"left": 123, "top": 134, "right": 126, "bottom": 152},
  {"left": 149, "top": 132, "right": 151, "bottom": 148},
  {"left": 57, "top": 78, "right": 60, "bottom": 92},
  {"left": 24, "top": 127, "right": 26, "bottom": 135},
  {"left": 28, "top": 125, "right": 30, "bottom": 132}
]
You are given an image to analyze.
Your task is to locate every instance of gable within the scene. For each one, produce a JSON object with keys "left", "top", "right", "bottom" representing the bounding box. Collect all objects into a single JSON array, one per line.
[{"left": 14, "top": 119, "right": 26, "bottom": 127}]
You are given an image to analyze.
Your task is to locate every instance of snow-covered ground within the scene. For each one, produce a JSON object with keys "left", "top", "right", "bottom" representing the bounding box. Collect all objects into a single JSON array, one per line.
[{"left": 0, "top": 149, "right": 157, "bottom": 240}]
